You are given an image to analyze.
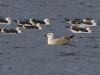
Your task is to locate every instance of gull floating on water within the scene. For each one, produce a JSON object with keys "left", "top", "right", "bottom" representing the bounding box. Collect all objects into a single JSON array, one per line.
[
  {"left": 64, "top": 18, "right": 88, "bottom": 28},
  {"left": 30, "top": 18, "right": 50, "bottom": 26},
  {"left": 44, "top": 32, "right": 75, "bottom": 45},
  {"left": 0, "top": 17, "right": 13, "bottom": 25},
  {"left": 64, "top": 18, "right": 82, "bottom": 26},
  {"left": 66, "top": 26, "right": 94, "bottom": 33},
  {"left": 14, "top": 19, "right": 32, "bottom": 26},
  {"left": 0, "top": 27, "right": 22, "bottom": 34},
  {"left": 82, "top": 18, "right": 97, "bottom": 26},
  {"left": 17, "top": 23, "right": 42, "bottom": 30}
]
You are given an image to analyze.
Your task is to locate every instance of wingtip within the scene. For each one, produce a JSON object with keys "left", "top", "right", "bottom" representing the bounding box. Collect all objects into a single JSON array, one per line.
[
  {"left": 65, "top": 26, "right": 70, "bottom": 29},
  {"left": 70, "top": 34, "right": 75, "bottom": 38},
  {"left": 64, "top": 18, "right": 70, "bottom": 21}
]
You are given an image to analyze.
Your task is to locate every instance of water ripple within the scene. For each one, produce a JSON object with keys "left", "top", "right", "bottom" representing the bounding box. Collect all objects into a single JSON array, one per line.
[
  {"left": 0, "top": 4, "right": 9, "bottom": 7},
  {"left": 58, "top": 52, "right": 79, "bottom": 57}
]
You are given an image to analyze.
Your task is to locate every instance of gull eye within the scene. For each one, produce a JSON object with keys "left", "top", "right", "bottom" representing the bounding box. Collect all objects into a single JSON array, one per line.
[{"left": 49, "top": 33, "right": 51, "bottom": 35}]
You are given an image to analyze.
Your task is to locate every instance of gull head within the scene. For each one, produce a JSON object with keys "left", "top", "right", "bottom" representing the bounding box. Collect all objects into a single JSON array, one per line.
[
  {"left": 5, "top": 17, "right": 12, "bottom": 21},
  {"left": 44, "top": 33, "right": 54, "bottom": 38},
  {"left": 44, "top": 18, "right": 50, "bottom": 25},
  {"left": 64, "top": 18, "right": 70, "bottom": 22}
]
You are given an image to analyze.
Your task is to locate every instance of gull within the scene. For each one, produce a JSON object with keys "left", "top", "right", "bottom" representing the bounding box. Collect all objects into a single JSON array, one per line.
[
  {"left": 0, "top": 17, "right": 13, "bottom": 25},
  {"left": 0, "top": 27, "right": 22, "bottom": 34},
  {"left": 64, "top": 18, "right": 87, "bottom": 28},
  {"left": 64, "top": 18, "right": 82, "bottom": 26},
  {"left": 14, "top": 19, "right": 32, "bottom": 26},
  {"left": 17, "top": 23, "right": 42, "bottom": 30},
  {"left": 64, "top": 18, "right": 97, "bottom": 28},
  {"left": 66, "top": 26, "right": 94, "bottom": 33},
  {"left": 82, "top": 18, "right": 97, "bottom": 26},
  {"left": 44, "top": 32, "right": 75, "bottom": 45},
  {"left": 30, "top": 18, "right": 50, "bottom": 26}
]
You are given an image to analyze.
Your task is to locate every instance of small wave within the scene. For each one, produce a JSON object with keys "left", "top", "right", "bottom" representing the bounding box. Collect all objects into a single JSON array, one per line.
[
  {"left": 79, "top": 36, "right": 100, "bottom": 38},
  {"left": 0, "top": 4, "right": 9, "bottom": 7},
  {"left": 58, "top": 52, "right": 79, "bottom": 56},
  {"left": 79, "top": 2, "right": 85, "bottom": 5},
  {"left": 0, "top": 41, "right": 10, "bottom": 44},
  {"left": 85, "top": 44, "right": 99, "bottom": 48},
  {"left": 0, "top": 51, "right": 11, "bottom": 55},
  {"left": 85, "top": 5, "right": 93, "bottom": 8},
  {"left": 14, "top": 46, "right": 34, "bottom": 49},
  {"left": 0, "top": 64, "right": 3, "bottom": 65}
]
